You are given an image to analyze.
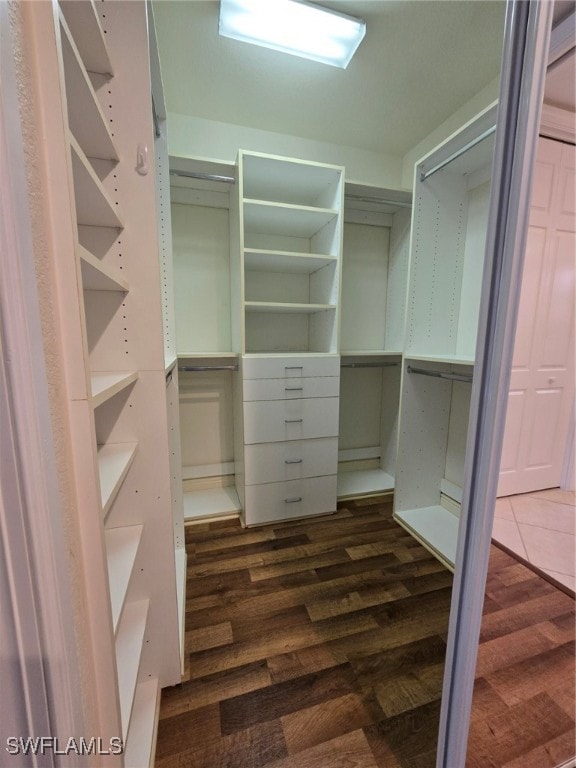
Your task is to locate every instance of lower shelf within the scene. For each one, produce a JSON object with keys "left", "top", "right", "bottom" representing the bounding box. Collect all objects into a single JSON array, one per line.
[
  {"left": 123, "top": 678, "right": 159, "bottom": 768},
  {"left": 337, "top": 469, "right": 394, "bottom": 499},
  {"left": 183, "top": 486, "right": 241, "bottom": 521},
  {"left": 393, "top": 505, "right": 459, "bottom": 571}
]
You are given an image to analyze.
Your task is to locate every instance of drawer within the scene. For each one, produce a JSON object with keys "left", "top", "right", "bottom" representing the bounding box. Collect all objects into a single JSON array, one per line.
[
  {"left": 243, "top": 397, "right": 339, "bottom": 444},
  {"left": 244, "top": 475, "right": 337, "bottom": 526},
  {"left": 243, "top": 376, "right": 340, "bottom": 401},
  {"left": 244, "top": 437, "right": 338, "bottom": 485},
  {"left": 242, "top": 355, "right": 340, "bottom": 379}
]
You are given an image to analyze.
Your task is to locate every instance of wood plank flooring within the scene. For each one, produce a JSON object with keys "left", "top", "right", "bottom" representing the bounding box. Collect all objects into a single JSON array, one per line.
[{"left": 155, "top": 498, "right": 575, "bottom": 768}]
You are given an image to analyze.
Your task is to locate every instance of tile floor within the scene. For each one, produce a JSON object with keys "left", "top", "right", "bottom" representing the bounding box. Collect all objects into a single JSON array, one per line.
[{"left": 492, "top": 487, "right": 576, "bottom": 594}]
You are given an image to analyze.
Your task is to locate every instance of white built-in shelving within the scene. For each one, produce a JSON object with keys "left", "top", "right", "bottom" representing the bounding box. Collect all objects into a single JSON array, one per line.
[
  {"left": 393, "top": 103, "right": 497, "bottom": 569},
  {"left": 236, "top": 151, "right": 344, "bottom": 355},
  {"left": 336, "top": 184, "right": 411, "bottom": 499},
  {"left": 44, "top": 1, "right": 183, "bottom": 763}
]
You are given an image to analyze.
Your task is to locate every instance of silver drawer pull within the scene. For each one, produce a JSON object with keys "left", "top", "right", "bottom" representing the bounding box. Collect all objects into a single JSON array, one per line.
[
  {"left": 285, "top": 387, "right": 303, "bottom": 391},
  {"left": 285, "top": 366, "right": 303, "bottom": 370},
  {"left": 285, "top": 418, "right": 303, "bottom": 423},
  {"left": 285, "top": 497, "right": 303, "bottom": 504},
  {"left": 285, "top": 459, "right": 303, "bottom": 464}
]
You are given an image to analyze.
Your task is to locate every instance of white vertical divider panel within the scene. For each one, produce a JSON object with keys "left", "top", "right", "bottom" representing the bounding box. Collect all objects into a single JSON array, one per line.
[
  {"left": 385, "top": 207, "right": 411, "bottom": 351},
  {"left": 94, "top": 1, "right": 181, "bottom": 701}
]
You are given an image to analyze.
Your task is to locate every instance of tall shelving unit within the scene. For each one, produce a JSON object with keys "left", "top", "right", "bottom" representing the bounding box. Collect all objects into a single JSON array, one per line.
[
  {"left": 35, "top": 2, "right": 182, "bottom": 763},
  {"left": 233, "top": 151, "right": 344, "bottom": 525},
  {"left": 338, "top": 187, "right": 412, "bottom": 499},
  {"left": 394, "top": 103, "right": 498, "bottom": 570}
]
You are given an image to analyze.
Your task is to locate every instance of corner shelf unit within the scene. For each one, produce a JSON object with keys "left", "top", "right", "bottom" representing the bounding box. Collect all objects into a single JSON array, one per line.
[
  {"left": 45, "top": 1, "right": 182, "bottom": 763},
  {"left": 234, "top": 151, "right": 344, "bottom": 355}
]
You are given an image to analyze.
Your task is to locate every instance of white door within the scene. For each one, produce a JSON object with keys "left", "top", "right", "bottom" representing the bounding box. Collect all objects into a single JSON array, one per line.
[{"left": 498, "top": 136, "right": 575, "bottom": 496}]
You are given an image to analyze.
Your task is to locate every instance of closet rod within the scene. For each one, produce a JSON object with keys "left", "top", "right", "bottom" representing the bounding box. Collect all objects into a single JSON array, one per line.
[
  {"left": 407, "top": 365, "right": 473, "bottom": 383},
  {"left": 179, "top": 365, "right": 238, "bottom": 372},
  {"left": 345, "top": 194, "right": 412, "bottom": 208},
  {"left": 170, "top": 169, "right": 236, "bottom": 184},
  {"left": 419, "top": 125, "right": 496, "bottom": 182},
  {"left": 341, "top": 361, "right": 399, "bottom": 368}
]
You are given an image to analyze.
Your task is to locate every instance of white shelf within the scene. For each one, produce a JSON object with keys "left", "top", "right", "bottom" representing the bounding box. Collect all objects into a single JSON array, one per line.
[
  {"left": 97, "top": 442, "right": 138, "bottom": 518},
  {"left": 243, "top": 200, "right": 338, "bottom": 238},
  {"left": 105, "top": 524, "right": 143, "bottom": 633},
  {"left": 337, "top": 469, "right": 394, "bottom": 499},
  {"left": 244, "top": 249, "right": 337, "bottom": 274},
  {"left": 174, "top": 548, "right": 187, "bottom": 674},
  {"left": 242, "top": 152, "right": 343, "bottom": 205},
  {"left": 394, "top": 505, "right": 459, "bottom": 571},
  {"left": 69, "top": 133, "right": 123, "bottom": 228},
  {"left": 79, "top": 244, "right": 128, "bottom": 292},
  {"left": 116, "top": 599, "right": 149, "bottom": 741},
  {"left": 341, "top": 350, "right": 403, "bottom": 358},
  {"left": 123, "top": 678, "right": 159, "bottom": 768},
  {"left": 245, "top": 301, "right": 336, "bottom": 314},
  {"left": 60, "top": 12, "right": 117, "bottom": 161},
  {"left": 90, "top": 371, "right": 138, "bottom": 408},
  {"left": 183, "top": 487, "right": 241, "bottom": 521},
  {"left": 404, "top": 354, "right": 475, "bottom": 366},
  {"left": 59, "top": 0, "right": 113, "bottom": 75},
  {"left": 177, "top": 352, "right": 238, "bottom": 359}
]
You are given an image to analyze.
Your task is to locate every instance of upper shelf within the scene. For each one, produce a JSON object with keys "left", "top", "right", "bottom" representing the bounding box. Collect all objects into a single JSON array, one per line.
[
  {"left": 59, "top": 0, "right": 113, "bottom": 76},
  {"left": 241, "top": 151, "right": 343, "bottom": 208},
  {"left": 243, "top": 200, "right": 338, "bottom": 238},
  {"left": 60, "top": 12, "right": 118, "bottom": 162},
  {"left": 244, "top": 249, "right": 337, "bottom": 274}
]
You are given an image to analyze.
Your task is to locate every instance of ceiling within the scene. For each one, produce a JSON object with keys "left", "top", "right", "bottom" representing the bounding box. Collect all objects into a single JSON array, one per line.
[{"left": 153, "top": 0, "right": 506, "bottom": 159}]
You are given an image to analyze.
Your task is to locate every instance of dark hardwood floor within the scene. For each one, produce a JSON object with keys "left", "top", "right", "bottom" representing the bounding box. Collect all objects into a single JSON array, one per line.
[{"left": 155, "top": 498, "right": 575, "bottom": 768}]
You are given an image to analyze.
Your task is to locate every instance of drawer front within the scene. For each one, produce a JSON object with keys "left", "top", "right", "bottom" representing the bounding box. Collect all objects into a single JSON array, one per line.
[
  {"left": 244, "top": 475, "right": 337, "bottom": 526},
  {"left": 243, "top": 376, "right": 340, "bottom": 402},
  {"left": 244, "top": 437, "right": 338, "bottom": 485},
  {"left": 242, "top": 355, "right": 340, "bottom": 379},
  {"left": 243, "top": 397, "right": 339, "bottom": 444}
]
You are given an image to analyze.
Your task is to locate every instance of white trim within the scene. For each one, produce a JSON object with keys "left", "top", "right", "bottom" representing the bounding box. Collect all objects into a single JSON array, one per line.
[
  {"left": 0, "top": 0, "right": 86, "bottom": 747},
  {"left": 540, "top": 104, "right": 576, "bottom": 143},
  {"left": 182, "top": 461, "right": 235, "bottom": 480},
  {"left": 548, "top": 11, "right": 575, "bottom": 67}
]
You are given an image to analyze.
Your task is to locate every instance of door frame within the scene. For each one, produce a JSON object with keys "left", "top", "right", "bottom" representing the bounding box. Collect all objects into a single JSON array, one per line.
[{"left": 437, "top": 1, "right": 556, "bottom": 765}]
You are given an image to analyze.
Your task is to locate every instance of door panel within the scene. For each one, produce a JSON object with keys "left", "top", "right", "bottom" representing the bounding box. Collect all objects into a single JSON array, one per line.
[{"left": 498, "top": 138, "right": 575, "bottom": 496}]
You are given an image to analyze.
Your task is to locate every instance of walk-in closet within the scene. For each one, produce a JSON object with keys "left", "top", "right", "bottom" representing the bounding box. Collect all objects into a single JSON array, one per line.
[{"left": 4, "top": 0, "right": 573, "bottom": 766}]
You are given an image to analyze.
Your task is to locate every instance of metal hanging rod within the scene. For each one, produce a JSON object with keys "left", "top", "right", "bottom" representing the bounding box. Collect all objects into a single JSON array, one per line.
[
  {"left": 345, "top": 194, "right": 412, "bottom": 208},
  {"left": 341, "top": 361, "right": 399, "bottom": 369},
  {"left": 179, "top": 365, "right": 238, "bottom": 372},
  {"left": 408, "top": 365, "right": 473, "bottom": 384},
  {"left": 419, "top": 125, "right": 496, "bottom": 182},
  {"left": 170, "top": 169, "right": 236, "bottom": 184}
]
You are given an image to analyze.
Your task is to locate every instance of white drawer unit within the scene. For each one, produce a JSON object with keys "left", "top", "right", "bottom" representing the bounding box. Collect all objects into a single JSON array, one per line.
[
  {"left": 243, "top": 397, "right": 339, "bottom": 444},
  {"left": 244, "top": 437, "right": 338, "bottom": 485},
  {"left": 244, "top": 475, "right": 338, "bottom": 526},
  {"left": 241, "top": 354, "right": 340, "bottom": 380},
  {"left": 243, "top": 376, "right": 340, "bottom": 401}
]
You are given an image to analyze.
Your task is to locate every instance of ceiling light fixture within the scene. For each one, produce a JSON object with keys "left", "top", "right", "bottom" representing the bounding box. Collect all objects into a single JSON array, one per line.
[{"left": 218, "top": 0, "right": 366, "bottom": 69}]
